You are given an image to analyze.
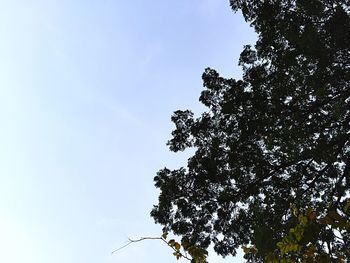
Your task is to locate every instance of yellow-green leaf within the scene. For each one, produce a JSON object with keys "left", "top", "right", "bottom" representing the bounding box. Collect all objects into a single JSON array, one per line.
[
  {"left": 168, "top": 239, "right": 175, "bottom": 246},
  {"left": 174, "top": 242, "right": 181, "bottom": 251}
]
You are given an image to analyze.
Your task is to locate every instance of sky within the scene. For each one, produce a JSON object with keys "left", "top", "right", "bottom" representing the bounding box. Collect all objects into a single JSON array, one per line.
[{"left": 0, "top": 1, "right": 256, "bottom": 262}]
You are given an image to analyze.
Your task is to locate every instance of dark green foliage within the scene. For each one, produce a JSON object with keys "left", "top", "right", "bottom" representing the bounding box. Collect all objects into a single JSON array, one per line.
[{"left": 151, "top": 1, "right": 350, "bottom": 261}]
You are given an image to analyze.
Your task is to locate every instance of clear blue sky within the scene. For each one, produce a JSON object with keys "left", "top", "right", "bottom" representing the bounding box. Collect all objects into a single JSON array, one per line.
[{"left": 0, "top": 1, "right": 256, "bottom": 262}]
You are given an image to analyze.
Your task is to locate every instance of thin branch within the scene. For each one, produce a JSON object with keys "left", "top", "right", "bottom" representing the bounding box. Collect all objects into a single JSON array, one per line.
[
  {"left": 111, "top": 237, "right": 162, "bottom": 254},
  {"left": 299, "top": 162, "right": 331, "bottom": 197},
  {"left": 112, "top": 236, "right": 192, "bottom": 261}
]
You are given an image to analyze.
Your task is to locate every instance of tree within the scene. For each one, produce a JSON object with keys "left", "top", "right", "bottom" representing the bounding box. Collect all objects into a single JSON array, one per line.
[{"left": 151, "top": 0, "right": 350, "bottom": 262}]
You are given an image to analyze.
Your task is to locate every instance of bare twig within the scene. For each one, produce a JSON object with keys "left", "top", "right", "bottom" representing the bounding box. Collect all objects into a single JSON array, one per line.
[{"left": 112, "top": 236, "right": 162, "bottom": 254}]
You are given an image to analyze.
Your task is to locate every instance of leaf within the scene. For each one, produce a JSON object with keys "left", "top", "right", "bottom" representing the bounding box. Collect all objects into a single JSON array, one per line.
[
  {"left": 308, "top": 211, "right": 317, "bottom": 220},
  {"left": 174, "top": 242, "right": 181, "bottom": 251},
  {"left": 298, "top": 214, "right": 308, "bottom": 225},
  {"left": 173, "top": 251, "right": 182, "bottom": 260},
  {"left": 344, "top": 200, "right": 350, "bottom": 212},
  {"left": 168, "top": 239, "right": 176, "bottom": 246},
  {"left": 328, "top": 210, "right": 343, "bottom": 221}
]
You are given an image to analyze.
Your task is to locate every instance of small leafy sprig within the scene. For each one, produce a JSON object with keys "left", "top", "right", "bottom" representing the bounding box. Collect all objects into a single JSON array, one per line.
[{"left": 112, "top": 232, "right": 208, "bottom": 263}]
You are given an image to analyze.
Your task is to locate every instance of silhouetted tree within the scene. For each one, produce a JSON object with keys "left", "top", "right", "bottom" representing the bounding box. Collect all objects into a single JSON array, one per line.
[{"left": 151, "top": 1, "right": 350, "bottom": 262}]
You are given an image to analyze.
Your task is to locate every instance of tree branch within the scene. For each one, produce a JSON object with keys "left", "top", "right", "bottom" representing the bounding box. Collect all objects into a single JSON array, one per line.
[
  {"left": 112, "top": 236, "right": 192, "bottom": 261},
  {"left": 111, "top": 237, "right": 163, "bottom": 254}
]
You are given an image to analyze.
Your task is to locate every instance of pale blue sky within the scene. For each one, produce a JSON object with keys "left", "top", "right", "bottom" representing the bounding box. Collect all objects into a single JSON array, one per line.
[{"left": 0, "top": 1, "right": 256, "bottom": 262}]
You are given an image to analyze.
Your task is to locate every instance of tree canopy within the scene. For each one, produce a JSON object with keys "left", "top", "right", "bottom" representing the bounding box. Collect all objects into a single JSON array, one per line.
[{"left": 151, "top": 1, "right": 350, "bottom": 262}]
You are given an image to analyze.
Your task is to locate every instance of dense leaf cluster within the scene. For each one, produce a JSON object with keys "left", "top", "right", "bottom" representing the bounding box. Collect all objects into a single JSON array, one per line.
[{"left": 151, "top": 0, "right": 350, "bottom": 261}]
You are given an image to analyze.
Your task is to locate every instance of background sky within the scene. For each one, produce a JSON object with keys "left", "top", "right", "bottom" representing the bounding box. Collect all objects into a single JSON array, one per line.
[{"left": 0, "top": 1, "right": 256, "bottom": 262}]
